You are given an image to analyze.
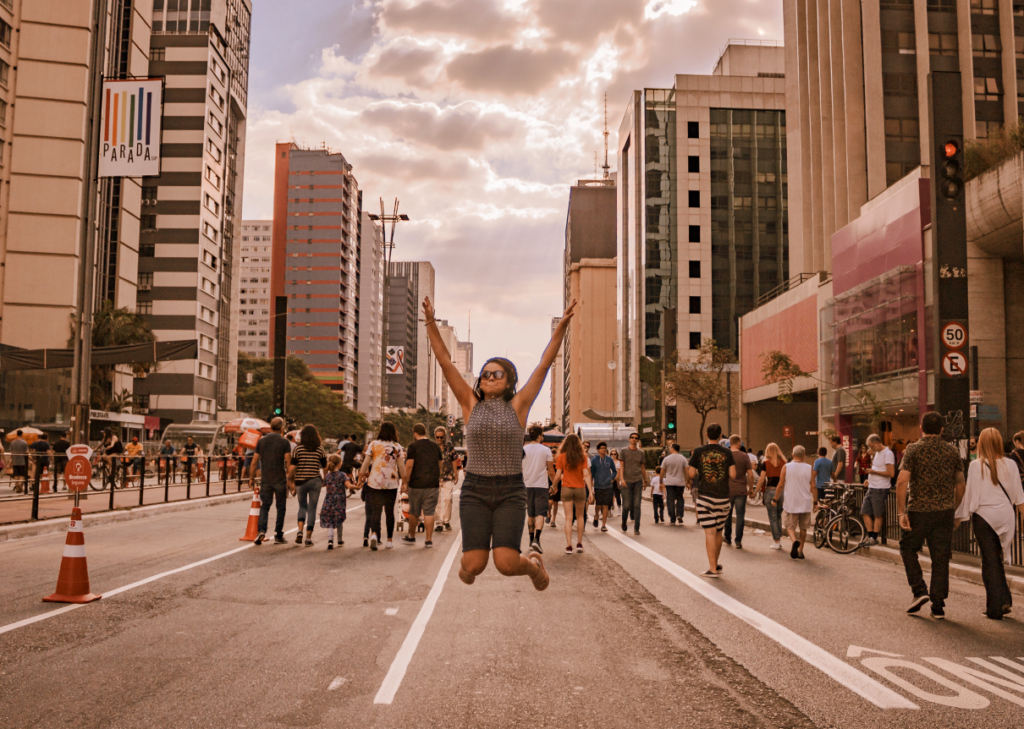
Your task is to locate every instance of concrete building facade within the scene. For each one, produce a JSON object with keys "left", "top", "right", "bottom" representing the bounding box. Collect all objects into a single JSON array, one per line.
[
  {"left": 270, "top": 143, "right": 361, "bottom": 407},
  {"left": 135, "top": 0, "right": 252, "bottom": 424},
  {"left": 356, "top": 209, "right": 384, "bottom": 419},
  {"left": 384, "top": 261, "right": 434, "bottom": 411},
  {"left": 560, "top": 178, "right": 617, "bottom": 432},
  {"left": 237, "top": 220, "right": 271, "bottom": 358},
  {"left": 616, "top": 42, "right": 788, "bottom": 432}
]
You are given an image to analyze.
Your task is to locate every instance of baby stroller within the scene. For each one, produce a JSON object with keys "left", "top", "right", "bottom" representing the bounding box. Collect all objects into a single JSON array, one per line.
[{"left": 396, "top": 491, "right": 411, "bottom": 532}]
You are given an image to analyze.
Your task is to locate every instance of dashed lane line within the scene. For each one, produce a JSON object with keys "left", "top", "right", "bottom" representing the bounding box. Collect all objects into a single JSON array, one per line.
[
  {"left": 604, "top": 528, "right": 919, "bottom": 711},
  {"left": 373, "top": 531, "right": 462, "bottom": 705},
  {"left": 0, "top": 504, "right": 365, "bottom": 637}
]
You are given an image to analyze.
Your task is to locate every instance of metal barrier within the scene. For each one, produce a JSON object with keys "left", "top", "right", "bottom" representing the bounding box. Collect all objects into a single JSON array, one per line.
[
  {"left": 847, "top": 482, "right": 1024, "bottom": 567},
  {"left": 0, "top": 452, "right": 258, "bottom": 524}
]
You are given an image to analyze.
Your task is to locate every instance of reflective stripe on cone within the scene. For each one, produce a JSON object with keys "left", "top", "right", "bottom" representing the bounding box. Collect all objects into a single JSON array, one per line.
[{"left": 43, "top": 507, "right": 101, "bottom": 604}]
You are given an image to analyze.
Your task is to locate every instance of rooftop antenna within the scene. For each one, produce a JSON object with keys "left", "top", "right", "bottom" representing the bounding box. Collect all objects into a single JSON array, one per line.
[
  {"left": 602, "top": 91, "right": 610, "bottom": 180},
  {"left": 594, "top": 151, "right": 598, "bottom": 178}
]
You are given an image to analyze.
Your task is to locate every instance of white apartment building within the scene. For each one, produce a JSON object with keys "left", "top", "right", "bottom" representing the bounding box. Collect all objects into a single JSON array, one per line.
[{"left": 238, "top": 220, "right": 272, "bottom": 358}]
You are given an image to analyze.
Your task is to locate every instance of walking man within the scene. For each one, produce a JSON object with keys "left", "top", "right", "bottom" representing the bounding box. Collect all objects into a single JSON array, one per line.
[
  {"left": 9, "top": 430, "right": 28, "bottom": 493},
  {"left": 523, "top": 425, "right": 555, "bottom": 552},
  {"left": 590, "top": 442, "right": 617, "bottom": 531},
  {"left": 402, "top": 423, "right": 442, "bottom": 547},
  {"left": 896, "top": 412, "right": 965, "bottom": 619},
  {"left": 435, "top": 426, "right": 459, "bottom": 532},
  {"left": 29, "top": 433, "right": 52, "bottom": 494},
  {"left": 830, "top": 435, "right": 847, "bottom": 482},
  {"left": 688, "top": 424, "right": 736, "bottom": 577},
  {"left": 723, "top": 435, "right": 754, "bottom": 548},
  {"left": 619, "top": 432, "right": 648, "bottom": 535},
  {"left": 661, "top": 443, "right": 688, "bottom": 525},
  {"left": 249, "top": 417, "right": 293, "bottom": 545},
  {"left": 52, "top": 432, "right": 70, "bottom": 492},
  {"left": 774, "top": 446, "right": 816, "bottom": 559},
  {"left": 862, "top": 434, "right": 895, "bottom": 545}
]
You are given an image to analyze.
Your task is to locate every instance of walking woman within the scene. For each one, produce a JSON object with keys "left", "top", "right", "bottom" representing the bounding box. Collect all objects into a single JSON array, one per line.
[
  {"left": 289, "top": 424, "right": 327, "bottom": 546},
  {"left": 856, "top": 444, "right": 872, "bottom": 484},
  {"left": 358, "top": 421, "right": 406, "bottom": 551},
  {"left": 955, "top": 427, "right": 1024, "bottom": 619},
  {"left": 423, "top": 296, "right": 576, "bottom": 590},
  {"left": 755, "top": 442, "right": 787, "bottom": 550},
  {"left": 553, "top": 434, "right": 593, "bottom": 554}
]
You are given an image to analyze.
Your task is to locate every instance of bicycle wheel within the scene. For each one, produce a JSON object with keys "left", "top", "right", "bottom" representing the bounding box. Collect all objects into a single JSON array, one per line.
[
  {"left": 89, "top": 463, "right": 108, "bottom": 491},
  {"left": 826, "top": 513, "right": 866, "bottom": 554},
  {"left": 813, "top": 510, "right": 830, "bottom": 549}
]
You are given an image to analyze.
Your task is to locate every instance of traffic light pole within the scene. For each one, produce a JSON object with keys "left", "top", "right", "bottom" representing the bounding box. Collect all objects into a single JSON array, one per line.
[
  {"left": 272, "top": 295, "right": 287, "bottom": 419},
  {"left": 928, "top": 71, "right": 970, "bottom": 448}
]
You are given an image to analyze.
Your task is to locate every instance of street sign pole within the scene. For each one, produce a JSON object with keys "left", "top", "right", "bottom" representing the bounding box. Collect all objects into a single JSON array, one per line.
[{"left": 928, "top": 72, "right": 970, "bottom": 444}]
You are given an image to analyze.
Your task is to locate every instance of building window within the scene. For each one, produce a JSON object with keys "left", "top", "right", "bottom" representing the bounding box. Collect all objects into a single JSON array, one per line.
[
  {"left": 0, "top": 60, "right": 9, "bottom": 88},
  {"left": 974, "top": 76, "right": 1002, "bottom": 101},
  {"left": 970, "top": 0, "right": 997, "bottom": 14},
  {"left": 208, "top": 111, "right": 224, "bottom": 136},
  {"left": 200, "top": 306, "right": 215, "bottom": 323},
  {"left": 687, "top": 121, "right": 699, "bottom": 138},
  {"left": 202, "top": 249, "right": 218, "bottom": 269},
  {"left": 142, "top": 186, "right": 158, "bottom": 205},
  {"left": 689, "top": 260, "right": 701, "bottom": 278},
  {"left": 205, "top": 136, "right": 222, "bottom": 162},
  {"left": 151, "top": 47, "right": 165, "bottom": 62},
  {"left": 201, "top": 277, "right": 216, "bottom": 295},
  {"left": 200, "top": 334, "right": 215, "bottom": 351},
  {"left": 973, "top": 34, "right": 1001, "bottom": 58},
  {"left": 884, "top": 117, "right": 919, "bottom": 141},
  {"left": 202, "top": 220, "right": 219, "bottom": 242},
  {"left": 0, "top": 20, "right": 12, "bottom": 49},
  {"left": 689, "top": 296, "right": 701, "bottom": 314},
  {"left": 883, "top": 73, "right": 918, "bottom": 96},
  {"left": 688, "top": 225, "right": 700, "bottom": 243},
  {"left": 209, "top": 84, "right": 225, "bottom": 110},
  {"left": 689, "top": 332, "right": 701, "bottom": 350},
  {"left": 137, "top": 301, "right": 152, "bottom": 315},
  {"left": 205, "top": 165, "right": 221, "bottom": 189},
  {"left": 688, "top": 156, "right": 699, "bottom": 173},
  {"left": 882, "top": 31, "right": 916, "bottom": 55},
  {"left": 688, "top": 190, "right": 700, "bottom": 207},
  {"left": 138, "top": 272, "right": 153, "bottom": 291},
  {"left": 203, "top": 193, "right": 220, "bottom": 215},
  {"left": 141, "top": 214, "right": 157, "bottom": 231},
  {"left": 976, "top": 120, "right": 1001, "bottom": 139},
  {"left": 140, "top": 242, "right": 155, "bottom": 257}
]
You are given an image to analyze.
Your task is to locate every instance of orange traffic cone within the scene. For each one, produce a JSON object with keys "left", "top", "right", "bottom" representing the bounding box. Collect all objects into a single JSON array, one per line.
[
  {"left": 43, "top": 508, "right": 101, "bottom": 604},
  {"left": 239, "top": 488, "right": 262, "bottom": 541},
  {"left": 40, "top": 466, "right": 50, "bottom": 494}
]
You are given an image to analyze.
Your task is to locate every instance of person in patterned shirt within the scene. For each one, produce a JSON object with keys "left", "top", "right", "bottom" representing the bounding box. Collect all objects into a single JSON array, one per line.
[
  {"left": 434, "top": 426, "right": 460, "bottom": 532},
  {"left": 895, "top": 411, "right": 966, "bottom": 619}
]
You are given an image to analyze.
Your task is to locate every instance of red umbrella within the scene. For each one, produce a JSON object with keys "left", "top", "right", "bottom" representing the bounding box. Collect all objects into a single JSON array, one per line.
[
  {"left": 224, "top": 417, "right": 271, "bottom": 434},
  {"left": 286, "top": 429, "right": 301, "bottom": 443}
]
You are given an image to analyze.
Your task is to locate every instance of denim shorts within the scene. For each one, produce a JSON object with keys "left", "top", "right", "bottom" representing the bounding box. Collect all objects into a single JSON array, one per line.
[
  {"left": 526, "top": 487, "right": 549, "bottom": 518},
  {"left": 460, "top": 473, "right": 527, "bottom": 553}
]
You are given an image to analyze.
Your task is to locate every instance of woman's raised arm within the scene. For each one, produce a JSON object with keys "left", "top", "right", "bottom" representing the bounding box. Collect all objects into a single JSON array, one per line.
[
  {"left": 512, "top": 300, "right": 577, "bottom": 424},
  {"left": 423, "top": 297, "right": 475, "bottom": 414}
]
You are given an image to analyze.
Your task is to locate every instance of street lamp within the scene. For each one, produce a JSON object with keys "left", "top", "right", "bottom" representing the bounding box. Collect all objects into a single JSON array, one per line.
[{"left": 367, "top": 199, "right": 410, "bottom": 421}]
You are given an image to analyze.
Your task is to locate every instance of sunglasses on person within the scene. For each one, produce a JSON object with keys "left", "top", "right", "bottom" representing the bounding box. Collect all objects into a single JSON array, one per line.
[
  {"left": 435, "top": 435, "right": 445, "bottom": 440},
  {"left": 480, "top": 370, "right": 506, "bottom": 381},
  {"left": 629, "top": 436, "right": 639, "bottom": 441}
]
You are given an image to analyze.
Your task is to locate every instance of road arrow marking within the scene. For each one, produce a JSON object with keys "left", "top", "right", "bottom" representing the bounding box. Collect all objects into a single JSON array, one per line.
[{"left": 848, "top": 646, "right": 904, "bottom": 659}]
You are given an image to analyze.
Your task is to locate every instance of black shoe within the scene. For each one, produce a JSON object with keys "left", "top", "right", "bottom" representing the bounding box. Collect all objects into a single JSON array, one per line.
[
  {"left": 906, "top": 595, "right": 930, "bottom": 614},
  {"left": 296, "top": 532, "right": 303, "bottom": 545},
  {"left": 327, "top": 541, "right": 334, "bottom": 550},
  {"left": 790, "top": 541, "right": 800, "bottom": 559},
  {"left": 724, "top": 540, "right": 732, "bottom": 547},
  {"left": 445, "top": 523, "right": 452, "bottom": 531},
  {"left": 593, "top": 518, "right": 598, "bottom": 528},
  {"left": 402, "top": 535, "right": 416, "bottom": 544},
  {"left": 304, "top": 538, "right": 314, "bottom": 547},
  {"left": 424, "top": 541, "right": 433, "bottom": 549},
  {"left": 796, "top": 552, "right": 805, "bottom": 559},
  {"left": 930, "top": 605, "right": 945, "bottom": 620},
  {"left": 363, "top": 538, "right": 369, "bottom": 548},
  {"left": 621, "top": 524, "right": 627, "bottom": 532},
  {"left": 254, "top": 532, "right": 265, "bottom": 545},
  {"left": 370, "top": 535, "right": 378, "bottom": 551},
  {"left": 735, "top": 542, "right": 743, "bottom": 550},
  {"left": 273, "top": 535, "right": 287, "bottom": 545},
  {"left": 435, "top": 524, "right": 444, "bottom": 532},
  {"left": 634, "top": 529, "right": 640, "bottom": 536}
]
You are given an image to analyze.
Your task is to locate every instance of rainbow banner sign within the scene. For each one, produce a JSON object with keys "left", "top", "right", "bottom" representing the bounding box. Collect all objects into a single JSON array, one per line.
[{"left": 99, "top": 78, "right": 163, "bottom": 177}]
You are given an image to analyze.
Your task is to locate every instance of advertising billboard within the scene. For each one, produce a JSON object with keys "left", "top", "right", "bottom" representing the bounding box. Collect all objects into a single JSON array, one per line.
[
  {"left": 386, "top": 346, "right": 405, "bottom": 375},
  {"left": 99, "top": 78, "right": 162, "bottom": 177}
]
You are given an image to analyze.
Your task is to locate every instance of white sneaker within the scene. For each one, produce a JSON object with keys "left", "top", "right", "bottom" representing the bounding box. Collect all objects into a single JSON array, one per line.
[
  {"left": 385, "top": 540, "right": 394, "bottom": 549},
  {"left": 770, "top": 542, "right": 782, "bottom": 550}
]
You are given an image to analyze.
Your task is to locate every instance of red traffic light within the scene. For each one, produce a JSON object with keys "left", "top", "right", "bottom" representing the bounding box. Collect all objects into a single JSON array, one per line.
[{"left": 944, "top": 141, "right": 959, "bottom": 158}]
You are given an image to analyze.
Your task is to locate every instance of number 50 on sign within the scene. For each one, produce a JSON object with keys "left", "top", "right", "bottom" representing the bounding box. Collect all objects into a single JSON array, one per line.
[{"left": 941, "top": 322, "right": 967, "bottom": 349}]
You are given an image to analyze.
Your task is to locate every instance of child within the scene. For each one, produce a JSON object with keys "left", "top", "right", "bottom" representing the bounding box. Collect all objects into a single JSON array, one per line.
[
  {"left": 651, "top": 466, "right": 665, "bottom": 523},
  {"left": 320, "top": 455, "right": 349, "bottom": 549}
]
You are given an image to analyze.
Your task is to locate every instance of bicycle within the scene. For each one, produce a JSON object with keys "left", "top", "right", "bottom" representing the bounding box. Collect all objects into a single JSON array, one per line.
[{"left": 813, "top": 482, "right": 867, "bottom": 553}]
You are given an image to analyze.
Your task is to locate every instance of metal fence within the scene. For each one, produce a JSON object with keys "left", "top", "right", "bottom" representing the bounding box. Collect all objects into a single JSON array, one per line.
[
  {"left": 849, "top": 483, "right": 1024, "bottom": 567},
  {"left": 1, "top": 452, "right": 259, "bottom": 523}
]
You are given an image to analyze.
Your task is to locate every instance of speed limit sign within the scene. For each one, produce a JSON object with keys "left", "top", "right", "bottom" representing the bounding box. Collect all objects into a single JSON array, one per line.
[{"left": 941, "top": 322, "right": 967, "bottom": 350}]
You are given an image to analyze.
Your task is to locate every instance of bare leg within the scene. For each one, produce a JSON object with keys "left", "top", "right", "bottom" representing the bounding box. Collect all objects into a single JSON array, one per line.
[
  {"left": 797, "top": 529, "right": 807, "bottom": 554},
  {"left": 492, "top": 546, "right": 548, "bottom": 590},
  {"left": 704, "top": 527, "right": 723, "bottom": 573},
  {"left": 424, "top": 514, "right": 435, "bottom": 535},
  {"left": 563, "top": 502, "right": 574, "bottom": 548},
  {"left": 576, "top": 506, "right": 586, "bottom": 543},
  {"left": 460, "top": 549, "right": 489, "bottom": 584},
  {"left": 408, "top": 513, "right": 420, "bottom": 534}
]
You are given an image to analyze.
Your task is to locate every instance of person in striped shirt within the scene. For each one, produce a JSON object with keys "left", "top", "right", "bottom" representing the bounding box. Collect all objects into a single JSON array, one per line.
[{"left": 289, "top": 425, "right": 327, "bottom": 546}]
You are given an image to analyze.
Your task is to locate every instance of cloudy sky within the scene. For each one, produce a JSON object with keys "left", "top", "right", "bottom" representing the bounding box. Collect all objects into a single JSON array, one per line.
[{"left": 242, "top": 0, "right": 784, "bottom": 421}]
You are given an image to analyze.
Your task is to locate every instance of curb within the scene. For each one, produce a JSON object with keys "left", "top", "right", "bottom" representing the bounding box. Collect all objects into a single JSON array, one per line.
[
  {"left": 673, "top": 503, "right": 1024, "bottom": 597},
  {"left": 0, "top": 491, "right": 254, "bottom": 543}
]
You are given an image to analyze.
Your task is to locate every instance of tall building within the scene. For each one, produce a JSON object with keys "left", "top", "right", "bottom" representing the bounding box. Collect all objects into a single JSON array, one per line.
[
  {"left": 135, "top": 0, "right": 252, "bottom": 424},
  {"left": 270, "top": 143, "right": 361, "bottom": 406},
  {"left": 356, "top": 209, "right": 384, "bottom": 418},
  {"left": 549, "top": 316, "right": 563, "bottom": 429},
  {"left": 237, "top": 220, "right": 272, "bottom": 358},
  {"left": 384, "top": 261, "right": 434, "bottom": 410},
  {"left": 0, "top": 0, "right": 155, "bottom": 428},
  {"left": 617, "top": 41, "right": 788, "bottom": 431},
  {"left": 560, "top": 178, "right": 617, "bottom": 432}
]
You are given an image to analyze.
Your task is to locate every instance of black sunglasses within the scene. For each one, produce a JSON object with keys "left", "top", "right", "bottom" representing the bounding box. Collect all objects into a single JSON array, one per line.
[{"left": 480, "top": 370, "right": 506, "bottom": 381}]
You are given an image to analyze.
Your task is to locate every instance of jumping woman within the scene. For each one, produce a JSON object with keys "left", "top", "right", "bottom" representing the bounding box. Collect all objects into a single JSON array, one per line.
[{"left": 423, "top": 295, "right": 576, "bottom": 591}]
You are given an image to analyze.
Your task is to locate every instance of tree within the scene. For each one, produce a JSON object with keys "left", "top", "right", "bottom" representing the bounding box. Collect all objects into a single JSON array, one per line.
[
  {"left": 69, "top": 301, "right": 156, "bottom": 410},
  {"left": 759, "top": 350, "right": 885, "bottom": 437},
  {"left": 372, "top": 407, "right": 464, "bottom": 447},
  {"left": 662, "top": 338, "right": 734, "bottom": 443},
  {"left": 235, "top": 352, "right": 370, "bottom": 439}
]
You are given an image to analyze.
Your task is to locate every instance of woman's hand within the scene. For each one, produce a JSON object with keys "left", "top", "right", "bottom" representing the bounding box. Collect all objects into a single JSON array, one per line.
[
  {"left": 559, "top": 300, "right": 578, "bottom": 326},
  {"left": 422, "top": 296, "right": 436, "bottom": 326}
]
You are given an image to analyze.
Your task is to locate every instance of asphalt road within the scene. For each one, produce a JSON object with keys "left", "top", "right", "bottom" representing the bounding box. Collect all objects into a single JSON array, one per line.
[{"left": 1, "top": 494, "right": 1022, "bottom": 729}]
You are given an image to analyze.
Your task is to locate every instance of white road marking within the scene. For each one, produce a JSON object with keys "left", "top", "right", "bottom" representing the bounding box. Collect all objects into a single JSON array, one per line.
[
  {"left": 0, "top": 504, "right": 365, "bottom": 637},
  {"left": 860, "top": 657, "right": 988, "bottom": 709},
  {"left": 604, "top": 529, "right": 919, "bottom": 710},
  {"left": 373, "top": 533, "right": 461, "bottom": 705},
  {"left": 385, "top": 608, "right": 398, "bottom": 616},
  {"left": 848, "top": 645, "right": 904, "bottom": 659},
  {"left": 328, "top": 676, "right": 347, "bottom": 691}
]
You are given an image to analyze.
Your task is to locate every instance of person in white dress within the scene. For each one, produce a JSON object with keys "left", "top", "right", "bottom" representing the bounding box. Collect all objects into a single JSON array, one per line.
[{"left": 955, "top": 427, "right": 1024, "bottom": 619}]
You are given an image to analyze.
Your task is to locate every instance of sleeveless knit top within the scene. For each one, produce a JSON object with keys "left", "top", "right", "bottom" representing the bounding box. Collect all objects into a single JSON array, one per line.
[{"left": 465, "top": 398, "right": 524, "bottom": 476}]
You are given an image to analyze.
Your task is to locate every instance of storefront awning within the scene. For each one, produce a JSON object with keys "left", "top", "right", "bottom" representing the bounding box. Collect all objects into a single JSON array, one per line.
[{"left": 0, "top": 340, "right": 198, "bottom": 371}]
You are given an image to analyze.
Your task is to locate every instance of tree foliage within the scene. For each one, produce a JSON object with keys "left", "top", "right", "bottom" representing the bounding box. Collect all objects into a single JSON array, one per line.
[
  {"left": 69, "top": 301, "right": 156, "bottom": 409},
  {"left": 372, "top": 407, "right": 464, "bottom": 448},
  {"left": 235, "top": 352, "right": 370, "bottom": 439},
  {"left": 663, "top": 338, "right": 734, "bottom": 443}
]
